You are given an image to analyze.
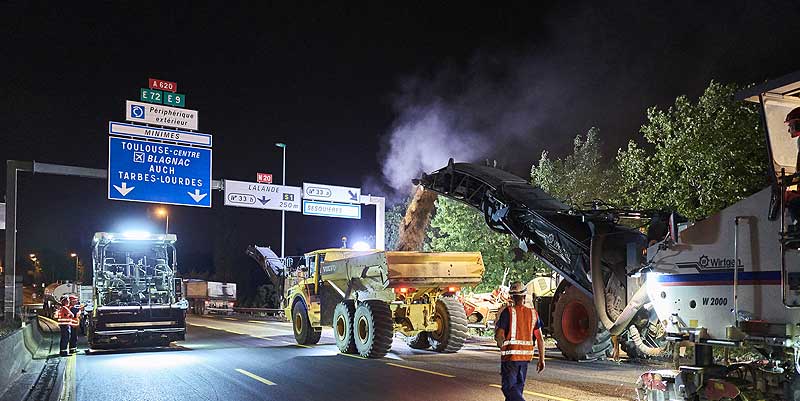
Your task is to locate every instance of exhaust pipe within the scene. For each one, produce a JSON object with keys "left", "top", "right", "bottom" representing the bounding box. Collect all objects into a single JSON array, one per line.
[
  {"left": 590, "top": 234, "right": 667, "bottom": 355},
  {"left": 628, "top": 325, "right": 666, "bottom": 357},
  {"left": 590, "top": 234, "right": 649, "bottom": 336}
]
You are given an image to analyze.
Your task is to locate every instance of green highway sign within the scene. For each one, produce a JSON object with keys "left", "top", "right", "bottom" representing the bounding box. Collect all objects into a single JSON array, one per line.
[
  {"left": 140, "top": 88, "right": 163, "bottom": 104},
  {"left": 164, "top": 92, "right": 186, "bottom": 107}
]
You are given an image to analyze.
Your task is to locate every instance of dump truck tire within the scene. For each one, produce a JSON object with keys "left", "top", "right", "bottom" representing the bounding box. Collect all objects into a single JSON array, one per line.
[
  {"left": 333, "top": 300, "right": 357, "bottom": 354},
  {"left": 429, "top": 297, "right": 468, "bottom": 353},
  {"left": 551, "top": 285, "right": 612, "bottom": 361},
  {"left": 353, "top": 300, "right": 393, "bottom": 358},
  {"left": 292, "top": 301, "right": 321, "bottom": 345},
  {"left": 405, "top": 332, "right": 431, "bottom": 350}
]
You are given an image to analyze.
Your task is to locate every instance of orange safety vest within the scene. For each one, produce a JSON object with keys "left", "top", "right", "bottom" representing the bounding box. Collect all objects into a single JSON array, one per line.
[
  {"left": 69, "top": 305, "right": 81, "bottom": 327},
  {"left": 500, "top": 305, "right": 538, "bottom": 362},
  {"left": 56, "top": 306, "right": 74, "bottom": 326}
]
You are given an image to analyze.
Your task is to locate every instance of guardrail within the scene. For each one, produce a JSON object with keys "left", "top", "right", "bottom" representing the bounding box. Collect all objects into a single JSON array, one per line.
[
  {"left": 22, "top": 304, "right": 44, "bottom": 320},
  {"left": 232, "top": 307, "right": 285, "bottom": 320}
]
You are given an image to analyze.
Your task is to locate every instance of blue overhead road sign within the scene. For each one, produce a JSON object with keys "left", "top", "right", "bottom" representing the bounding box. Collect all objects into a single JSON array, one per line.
[{"left": 108, "top": 136, "right": 212, "bottom": 207}]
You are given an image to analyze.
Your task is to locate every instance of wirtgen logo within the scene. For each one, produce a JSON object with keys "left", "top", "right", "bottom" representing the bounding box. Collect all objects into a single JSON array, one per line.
[
  {"left": 698, "top": 255, "right": 743, "bottom": 269},
  {"left": 676, "top": 255, "right": 744, "bottom": 271}
]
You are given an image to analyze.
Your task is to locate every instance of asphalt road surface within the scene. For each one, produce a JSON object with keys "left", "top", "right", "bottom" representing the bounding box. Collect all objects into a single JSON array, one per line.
[{"left": 70, "top": 315, "right": 655, "bottom": 401}]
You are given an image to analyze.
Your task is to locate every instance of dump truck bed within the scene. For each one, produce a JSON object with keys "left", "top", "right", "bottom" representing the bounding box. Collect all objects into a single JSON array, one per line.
[{"left": 320, "top": 251, "right": 484, "bottom": 290}]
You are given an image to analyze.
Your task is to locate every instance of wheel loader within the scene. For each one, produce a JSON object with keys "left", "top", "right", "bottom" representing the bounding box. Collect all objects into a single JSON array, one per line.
[{"left": 248, "top": 246, "right": 484, "bottom": 358}]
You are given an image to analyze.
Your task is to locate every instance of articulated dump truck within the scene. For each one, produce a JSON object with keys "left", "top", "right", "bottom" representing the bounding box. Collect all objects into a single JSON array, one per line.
[{"left": 248, "top": 246, "right": 484, "bottom": 358}]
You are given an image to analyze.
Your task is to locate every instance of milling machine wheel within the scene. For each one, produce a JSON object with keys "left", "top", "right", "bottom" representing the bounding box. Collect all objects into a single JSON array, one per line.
[
  {"left": 353, "top": 300, "right": 393, "bottom": 358},
  {"left": 429, "top": 297, "right": 468, "bottom": 353},
  {"left": 405, "top": 332, "right": 431, "bottom": 350},
  {"left": 552, "top": 285, "right": 612, "bottom": 361},
  {"left": 333, "top": 300, "right": 357, "bottom": 353},
  {"left": 292, "top": 301, "right": 321, "bottom": 345}
]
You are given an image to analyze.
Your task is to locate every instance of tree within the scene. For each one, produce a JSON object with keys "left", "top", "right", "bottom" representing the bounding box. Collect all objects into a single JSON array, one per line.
[
  {"left": 616, "top": 81, "right": 766, "bottom": 219},
  {"left": 531, "top": 127, "right": 619, "bottom": 207},
  {"left": 427, "top": 197, "right": 545, "bottom": 291},
  {"left": 384, "top": 201, "right": 407, "bottom": 251}
]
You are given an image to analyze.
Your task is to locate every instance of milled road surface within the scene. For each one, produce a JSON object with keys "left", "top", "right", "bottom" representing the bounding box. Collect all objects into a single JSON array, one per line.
[{"left": 71, "top": 315, "right": 656, "bottom": 401}]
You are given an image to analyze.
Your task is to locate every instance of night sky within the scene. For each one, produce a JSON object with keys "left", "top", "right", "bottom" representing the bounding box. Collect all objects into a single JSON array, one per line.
[{"left": 2, "top": 2, "right": 800, "bottom": 297}]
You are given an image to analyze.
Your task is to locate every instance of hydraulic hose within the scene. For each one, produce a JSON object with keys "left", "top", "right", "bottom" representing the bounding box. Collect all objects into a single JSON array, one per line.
[
  {"left": 590, "top": 234, "right": 650, "bottom": 336},
  {"left": 628, "top": 325, "right": 667, "bottom": 357}
]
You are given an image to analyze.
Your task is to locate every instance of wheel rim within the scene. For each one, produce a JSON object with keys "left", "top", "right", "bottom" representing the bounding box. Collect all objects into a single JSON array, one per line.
[
  {"left": 431, "top": 306, "right": 447, "bottom": 341},
  {"left": 336, "top": 315, "right": 346, "bottom": 339},
  {"left": 561, "top": 300, "right": 591, "bottom": 344},
  {"left": 294, "top": 312, "right": 303, "bottom": 333},
  {"left": 357, "top": 316, "right": 369, "bottom": 343}
]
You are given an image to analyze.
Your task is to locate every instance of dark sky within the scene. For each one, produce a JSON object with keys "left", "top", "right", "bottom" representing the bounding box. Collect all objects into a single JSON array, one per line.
[{"left": 2, "top": 2, "right": 800, "bottom": 293}]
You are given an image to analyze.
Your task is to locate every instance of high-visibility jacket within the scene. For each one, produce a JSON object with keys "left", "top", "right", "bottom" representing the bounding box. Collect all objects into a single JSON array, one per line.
[
  {"left": 500, "top": 305, "right": 538, "bottom": 362},
  {"left": 69, "top": 305, "right": 81, "bottom": 327},
  {"left": 55, "top": 306, "right": 74, "bottom": 326}
]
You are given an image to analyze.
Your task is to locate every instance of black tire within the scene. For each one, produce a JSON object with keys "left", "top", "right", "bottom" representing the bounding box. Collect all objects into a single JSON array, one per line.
[
  {"left": 429, "top": 297, "right": 468, "bottom": 353},
  {"left": 292, "top": 300, "right": 321, "bottom": 345},
  {"left": 405, "top": 332, "right": 431, "bottom": 350},
  {"left": 333, "top": 300, "right": 357, "bottom": 354},
  {"left": 551, "top": 285, "right": 613, "bottom": 361},
  {"left": 353, "top": 300, "right": 393, "bottom": 358}
]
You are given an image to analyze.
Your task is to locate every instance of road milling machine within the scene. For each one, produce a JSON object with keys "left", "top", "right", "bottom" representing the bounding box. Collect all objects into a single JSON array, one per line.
[
  {"left": 247, "top": 245, "right": 484, "bottom": 358},
  {"left": 86, "top": 232, "right": 188, "bottom": 349},
  {"left": 415, "top": 71, "right": 800, "bottom": 400}
]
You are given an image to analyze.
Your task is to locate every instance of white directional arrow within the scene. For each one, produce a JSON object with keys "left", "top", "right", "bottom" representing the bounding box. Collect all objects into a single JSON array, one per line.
[
  {"left": 113, "top": 182, "right": 135, "bottom": 196},
  {"left": 188, "top": 189, "right": 208, "bottom": 203}
]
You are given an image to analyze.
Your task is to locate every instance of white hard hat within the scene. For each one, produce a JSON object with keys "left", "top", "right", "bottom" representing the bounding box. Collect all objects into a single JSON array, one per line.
[{"left": 508, "top": 281, "right": 527, "bottom": 295}]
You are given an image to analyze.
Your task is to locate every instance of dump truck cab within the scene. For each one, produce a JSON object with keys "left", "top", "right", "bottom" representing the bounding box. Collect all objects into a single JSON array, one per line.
[{"left": 282, "top": 249, "right": 375, "bottom": 328}]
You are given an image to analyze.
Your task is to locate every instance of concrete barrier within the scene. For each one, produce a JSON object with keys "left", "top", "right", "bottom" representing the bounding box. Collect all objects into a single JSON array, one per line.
[{"left": 0, "top": 318, "right": 50, "bottom": 398}]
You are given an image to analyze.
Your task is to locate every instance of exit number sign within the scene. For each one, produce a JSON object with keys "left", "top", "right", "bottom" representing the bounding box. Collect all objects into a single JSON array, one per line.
[
  {"left": 148, "top": 78, "right": 177, "bottom": 93},
  {"left": 257, "top": 173, "right": 273, "bottom": 184}
]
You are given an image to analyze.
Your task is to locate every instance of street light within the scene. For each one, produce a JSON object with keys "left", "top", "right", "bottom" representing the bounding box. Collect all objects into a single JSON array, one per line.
[
  {"left": 156, "top": 207, "right": 169, "bottom": 233},
  {"left": 275, "top": 142, "right": 287, "bottom": 258},
  {"left": 70, "top": 253, "right": 79, "bottom": 283},
  {"left": 29, "top": 254, "right": 42, "bottom": 282}
]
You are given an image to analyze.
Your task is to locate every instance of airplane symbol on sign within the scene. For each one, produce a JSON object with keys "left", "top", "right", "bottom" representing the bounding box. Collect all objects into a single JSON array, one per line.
[{"left": 133, "top": 152, "right": 144, "bottom": 163}]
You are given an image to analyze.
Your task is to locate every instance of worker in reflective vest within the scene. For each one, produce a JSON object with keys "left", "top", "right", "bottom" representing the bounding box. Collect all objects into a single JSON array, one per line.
[
  {"left": 494, "top": 281, "right": 545, "bottom": 401},
  {"left": 68, "top": 295, "right": 82, "bottom": 354},
  {"left": 55, "top": 297, "right": 74, "bottom": 356}
]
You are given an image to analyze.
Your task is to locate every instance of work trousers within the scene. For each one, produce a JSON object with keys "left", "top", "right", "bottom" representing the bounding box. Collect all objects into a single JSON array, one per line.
[
  {"left": 69, "top": 325, "right": 78, "bottom": 351},
  {"left": 59, "top": 325, "right": 71, "bottom": 353},
  {"left": 500, "top": 360, "right": 529, "bottom": 401}
]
